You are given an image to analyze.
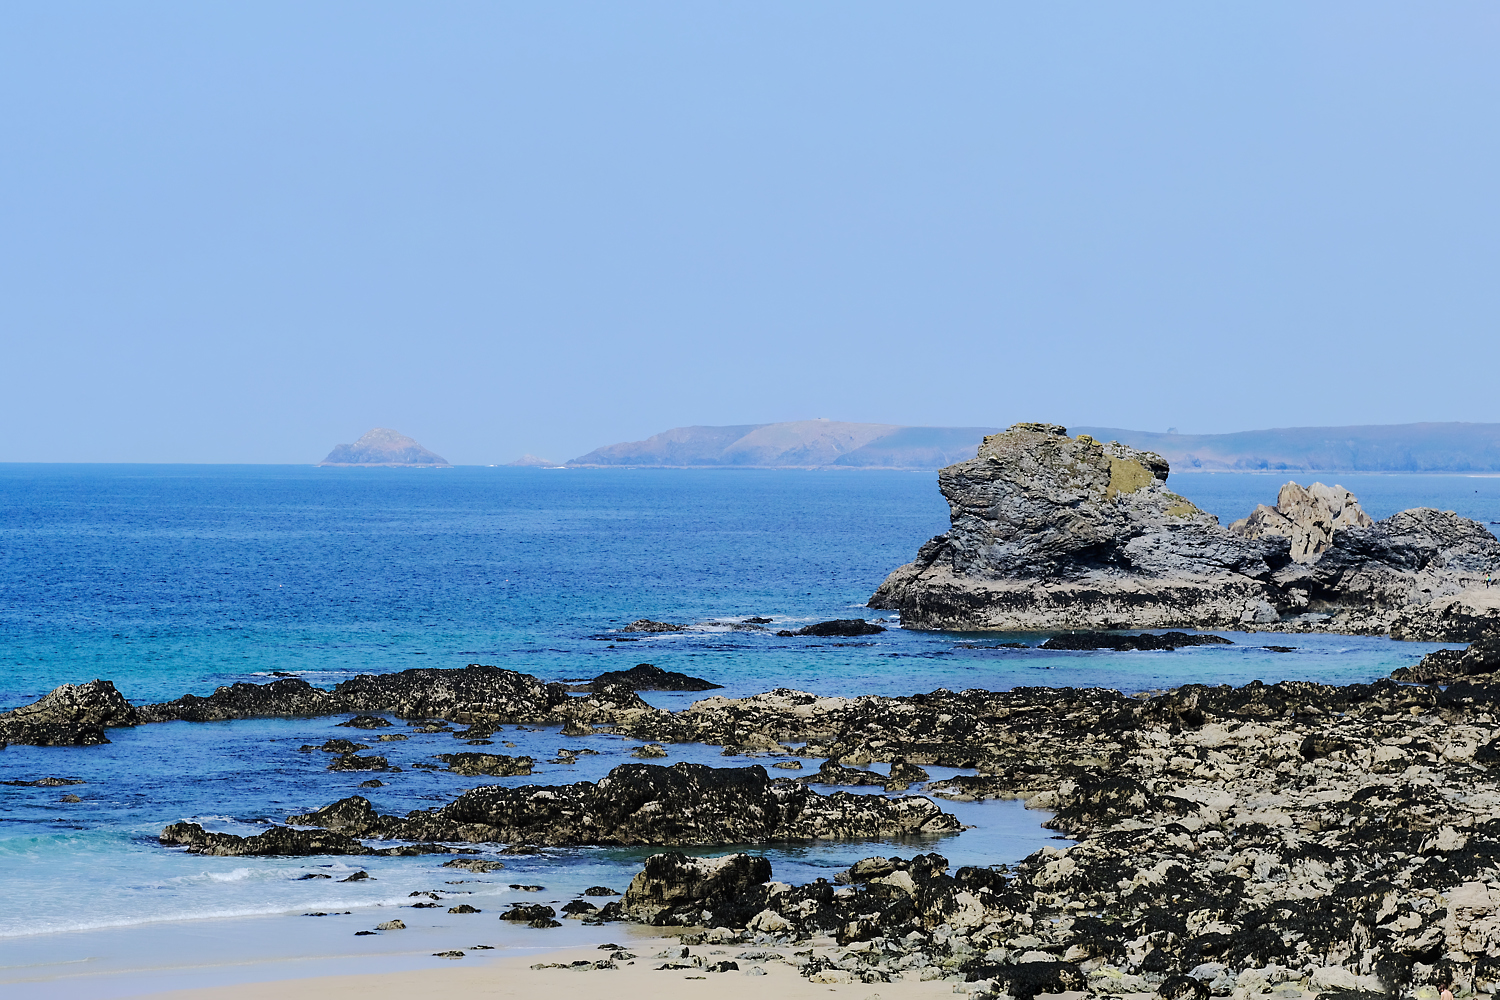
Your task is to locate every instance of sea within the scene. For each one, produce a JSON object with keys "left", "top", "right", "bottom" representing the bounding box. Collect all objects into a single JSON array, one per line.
[{"left": 2, "top": 464, "right": 1499, "bottom": 997}]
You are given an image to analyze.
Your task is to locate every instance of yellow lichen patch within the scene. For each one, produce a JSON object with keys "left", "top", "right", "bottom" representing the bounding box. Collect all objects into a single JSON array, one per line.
[
  {"left": 1075, "top": 434, "right": 1097, "bottom": 445},
  {"left": 1166, "top": 500, "right": 1200, "bottom": 518},
  {"left": 1106, "top": 457, "right": 1155, "bottom": 499}
]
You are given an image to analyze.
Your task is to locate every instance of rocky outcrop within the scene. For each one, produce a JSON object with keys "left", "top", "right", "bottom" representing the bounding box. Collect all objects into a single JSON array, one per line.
[
  {"left": 0, "top": 679, "right": 139, "bottom": 746},
  {"left": 1229, "top": 481, "right": 1373, "bottom": 564},
  {"left": 286, "top": 762, "right": 960, "bottom": 846},
  {"left": 4, "top": 665, "right": 665, "bottom": 748},
  {"left": 158, "top": 821, "right": 461, "bottom": 857},
  {"left": 869, "top": 423, "right": 1500, "bottom": 637},
  {"left": 319, "top": 428, "right": 450, "bottom": 467}
]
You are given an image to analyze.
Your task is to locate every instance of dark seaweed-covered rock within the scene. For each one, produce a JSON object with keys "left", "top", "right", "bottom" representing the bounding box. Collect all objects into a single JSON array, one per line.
[
  {"left": 570, "top": 663, "right": 722, "bottom": 693},
  {"left": 1040, "top": 632, "right": 1233, "bottom": 652},
  {"left": 0, "top": 679, "right": 139, "bottom": 746},
  {"left": 140, "top": 678, "right": 339, "bottom": 723},
  {"left": 436, "top": 752, "right": 534, "bottom": 776},
  {"left": 501, "top": 903, "right": 558, "bottom": 922},
  {"left": 1, "top": 776, "right": 86, "bottom": 787},
  {"left": 1394, "top": 634, "right": 1500, "bottom": 683},
  {"left": 337, "top": 715, "right": 393, "bottom": 729},
  {"left": 291, "top": 762, "right": 959, "bottom": 846},
  {"left": 621, "top": 852, "right": 772, "bottom": 925},
  {"left": 781, "top": 620, "right": 886, "bottom": 637},
  {"left": 160, "top": 822, "right": 376, "bottom": 856},
  {"left": 621, "top": 620, "right": 684, "bottom": 633},
  {"left": 327, "top": 754, "right": 388, "bottom": 771},
  {"left": 963, "top": 961, "right": 1085, "bottom": 1000}
]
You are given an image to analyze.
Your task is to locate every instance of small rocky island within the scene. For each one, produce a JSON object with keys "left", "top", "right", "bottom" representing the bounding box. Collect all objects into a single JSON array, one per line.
[
  {"left": 319, "top": 428, "right": 451, "bottom": 467},
  {"left": 870, "top": 422, "right": 1500, "bottom": 639}
]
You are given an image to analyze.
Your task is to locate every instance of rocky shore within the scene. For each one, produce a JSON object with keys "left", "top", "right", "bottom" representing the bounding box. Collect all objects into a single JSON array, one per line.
[
  {"left": 869, "top": 423, "right": 1500, "bottom": 638},
  {"left": 17, "top": 639, "right": 1500, "bottom": 996}
]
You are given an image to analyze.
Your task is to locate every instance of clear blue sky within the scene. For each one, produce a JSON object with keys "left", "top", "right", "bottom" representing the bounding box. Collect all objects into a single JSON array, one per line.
[{"left": 3, "top": 3, "right": 1497, "bottom": 464}]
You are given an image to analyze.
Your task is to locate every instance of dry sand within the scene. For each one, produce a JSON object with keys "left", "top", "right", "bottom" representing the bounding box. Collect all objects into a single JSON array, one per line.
[{"left": 133, "top": 937, "right": 966, "bottom": 1000}]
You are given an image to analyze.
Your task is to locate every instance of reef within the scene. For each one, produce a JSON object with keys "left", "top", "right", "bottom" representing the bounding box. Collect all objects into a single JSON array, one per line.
[{"left": 868, "top": 422, "right": 1500, "bottom": 638}]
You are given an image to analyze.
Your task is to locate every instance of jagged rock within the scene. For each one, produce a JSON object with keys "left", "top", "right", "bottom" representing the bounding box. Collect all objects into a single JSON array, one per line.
[
  {"left": 375, "top": 919, "right": 405, "bottom": 930},
  {"left": 869, "top": 422, "right": 1500, "bottom": 636},
  {"left": 1395, "top": 634, "right": 1500, "bottom": 683},
  {"left": 622, "top": 620, "right": 683, "bottom": 633},
  {"left": 2, "top": 776, "right": 85, "bottom": 787},
  {"left": 1230, "top": 482, "right": 1374, "bottom": 564},
  {"left": 436, "top": 752, "right": 534, "bottom": 776},
  {"left": 288, "top": 762, "right": 960, "bottom": 846},
  {"left": 1040, "top": 632, "right": 1234, "bottom": 652},
  {"left": 631, "top": 743, "right": 668, "bottom": 758},
  {"left": 621, "top": 853, "right": 773, "bottom": 925},
  {"left": 0, "top": 679, "right": 138, "bottom": 746},
  {"left": 569, "top": 663, "right": 722, "bottom": 693}
]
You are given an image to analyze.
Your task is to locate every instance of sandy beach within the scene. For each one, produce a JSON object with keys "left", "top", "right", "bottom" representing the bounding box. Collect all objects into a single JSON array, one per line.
[{"left": 133, "top": 937, "right": 970, "bottom": 1000}]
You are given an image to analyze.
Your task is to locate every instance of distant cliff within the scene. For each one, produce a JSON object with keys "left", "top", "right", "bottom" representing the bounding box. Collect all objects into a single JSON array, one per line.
[
  {"left": 1075, "top": 422, "right": 1500, "bottom": 473},
  {"left": 568, "top": 421, "right": 1001, "bottom": 469},
  {"left": 319, "top": 429, "right": 450, "bottom": 467}
]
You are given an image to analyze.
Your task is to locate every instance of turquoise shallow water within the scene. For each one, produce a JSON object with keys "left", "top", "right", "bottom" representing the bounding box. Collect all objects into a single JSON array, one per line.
[{"left": 0, "top": 464, "right": 1497, "bottom": 995}]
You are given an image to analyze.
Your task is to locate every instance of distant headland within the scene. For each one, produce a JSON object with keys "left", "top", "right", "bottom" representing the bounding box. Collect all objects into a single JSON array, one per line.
[
  {"left": 319, "top": 428, "right": 450, "bottom": 467},
  {"left": 567, "top": 419, "right": 1500, "bottom": 472}
]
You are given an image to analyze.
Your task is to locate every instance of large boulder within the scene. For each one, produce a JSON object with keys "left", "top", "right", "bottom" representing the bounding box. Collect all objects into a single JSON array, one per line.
[
  {"left": 621, "top": 852, "right": 772, "bottom": 924},
  {"left": 869, "top": 422, "right": 1500, "bottom": 636}
]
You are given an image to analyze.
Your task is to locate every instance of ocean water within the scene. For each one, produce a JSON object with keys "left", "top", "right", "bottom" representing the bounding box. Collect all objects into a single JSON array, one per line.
[{"left": 1, "top": 464, "right": 1498, "bottom": 996}]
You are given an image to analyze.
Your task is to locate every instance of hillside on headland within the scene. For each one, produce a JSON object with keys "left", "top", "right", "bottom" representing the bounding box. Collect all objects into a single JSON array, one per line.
[
  {"left": 1074, "top": 421, "right": 1500, "bottom": 473},
  {"left": 569, "top": 420, "right": 1500, "bottom": 471},
  {"left": 319, "top": 428, "right": 450, "bottom": 467},
  {"left": 568, "top": 420, "right": 1001, "bottom": 468}
]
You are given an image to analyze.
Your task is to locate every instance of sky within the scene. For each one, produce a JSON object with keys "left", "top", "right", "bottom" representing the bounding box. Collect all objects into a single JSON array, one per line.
[{"left": 3, "top": 3, "right": 1498, "bottom": 464}]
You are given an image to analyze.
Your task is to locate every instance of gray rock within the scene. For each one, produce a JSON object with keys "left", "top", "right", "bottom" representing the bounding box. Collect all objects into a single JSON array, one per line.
[{"left": 869, "top": 422, "right": 1500, "bottom": 636}]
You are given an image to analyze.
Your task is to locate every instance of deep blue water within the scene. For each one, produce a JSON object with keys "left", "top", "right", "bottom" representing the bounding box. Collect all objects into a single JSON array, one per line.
[{"left": 1, "top": 464, "right": 1497, "bottom": 993}]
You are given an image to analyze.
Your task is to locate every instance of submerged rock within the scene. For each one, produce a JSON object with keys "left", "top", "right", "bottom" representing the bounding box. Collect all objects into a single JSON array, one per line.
[
  {"left": 779, "top": 619, "right": 886, "bottom": 638},
  {"left": 288, "top": 761, "right": 960, "bottom": 846},
  {"left": 1039, "top": 632, "right": 1234, "bottom": 652},
  {"left": 436, "top": 752, "right": 534, "bottom": 776},
  {"left": 869, "top": 422, "right": 1500, "bottom": 636}
]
